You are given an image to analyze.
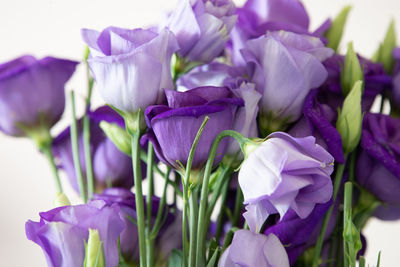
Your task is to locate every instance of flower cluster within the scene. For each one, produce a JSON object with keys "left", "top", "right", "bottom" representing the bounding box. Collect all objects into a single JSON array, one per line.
[{"left": 1, "top": 0, "right": 399, "bottom": 266}]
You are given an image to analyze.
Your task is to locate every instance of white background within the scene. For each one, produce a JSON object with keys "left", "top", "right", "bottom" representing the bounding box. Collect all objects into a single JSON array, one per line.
[{"left": 0, "top": 0, "right": 399, "bottom": 266}]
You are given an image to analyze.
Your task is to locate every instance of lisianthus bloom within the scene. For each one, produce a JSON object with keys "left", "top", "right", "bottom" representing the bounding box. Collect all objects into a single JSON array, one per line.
[
  {"left": 92, "top": 188, "right": 182, "bottom": 263},
  {"left": 357, "top": 113, "right": 400, "bottom": 220},
  {"left": 239, "top": 132, "right": 334, "bottom": 232},
  {"left": 176, "top": 63, "right": 261, "bottom": 154},
  {"left": 82, "top": 26, "right": 179, "bottom": 112},
  {"left": 25, "top": 197, "right": 125, "bottom": 267},
  {"left": 53, "top": 106, "right": 133, "bottom": 193},
  {"left": 242, "top": 31, "right": 333, "bottom": 132},
  {"left": 142, "top": 86, "right": 243, "bottom": 170},
  {"left": 289, "top": 89, "right": 345, "bottom": 163},
  {"left": 218, "top": 230, "right": 289, "bottom": 267},
  {"left": 0, "top": 55, "right": 77, "bottom": 136},
  {"left": 229, "top": 0, "right": 310, "bottom": 65},
  {"left": 167, "top": 0, "right": 237, "bottom": 63},
  {"left": 391, "top": 47, "right": 400, "bottom": 109},
  {"left": 264, "top": 201, "right": 333, "bottom": 264}
]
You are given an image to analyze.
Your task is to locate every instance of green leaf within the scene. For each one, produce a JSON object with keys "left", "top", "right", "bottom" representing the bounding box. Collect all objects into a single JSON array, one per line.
[
  {"left": 336, "top": 80, "right": 364, "bottom": 154},
  {"left": 325, "top": 5, "right": 352, "bottom": 52},
  {"left": 206, "top": 248, "right": 220, "bottom": 267},
  {"left": 359, "top": 256, "right": 366, "bottom": 267},
  {"left": 377, "top": 251, "right": 382, "bottom": 267},
  {"left": 100, "top": 121, "right": 131, "bottom": 155},
  {"left": 168, "top": 249, "right": 183, "bottom": 267},
  {"left": 341, "top": 42, "right": 364, "bottom": 96},
  {"left": 372, "top": 20, "right": 396, "bottom": 73}
]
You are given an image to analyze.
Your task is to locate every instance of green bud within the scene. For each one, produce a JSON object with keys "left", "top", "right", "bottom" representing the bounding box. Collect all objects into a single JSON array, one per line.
[
  {"left": 53, "top": 192, "right": 71, "bottom": 207},
  {"left": 341, "top": 42, "right": 364, "bottom": 96},
  {"left": 84, "top": 229, "right": 105, "bottom": 267},
  {"left": 99, "top": 121, "right": 131, "bottom": 155},
  {"left": 336, "top": 80, "right": 364, "bottom": 154},
  {"left": 372, "top": 20, "right": 396, "bottom": 74},
  {"left": 325, "top": 5, "right": 352, "bottom": 52}
]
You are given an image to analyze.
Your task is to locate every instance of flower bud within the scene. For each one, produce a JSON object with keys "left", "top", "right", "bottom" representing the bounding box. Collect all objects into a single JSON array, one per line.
[
  {"left": 341, "top": 42, "right": 363, "bottom": 96},
  {"left": 85, "top": 229, "right": 105, "bottom": 267},
  {"left": 99, "top": 121, "right": 131, "bottom": 155},
  {"left": 336, "top": 80, "right": 363, "bottom": 154},
  {"left": 54, "top": 192, "right": 71, "bottom": 207}
]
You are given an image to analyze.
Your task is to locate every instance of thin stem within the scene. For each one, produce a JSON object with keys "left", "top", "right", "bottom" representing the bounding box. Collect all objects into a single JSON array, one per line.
[
  {"left": 42, "top": 143, "right": 63, "bottom": 193},
  {"left": 215, "top": 181, "right": 229, "bottom": 242},
  {"left": 70, "top": 91, "right": 87, "bottom": 203},
  {"left": 130, "top": 127, "right": 146, "bottom": 267},
  {"left": 232, "top": 186, "right": 243, "bottom": 227},
  {"left": 195, "top": 130, "right": 247, "bottom": 267},
  {"left": 146, "top": 143, "right": 154, "bottom": 267},
  {"left": 343, "top": 182, "right": 353, "bottom": 267},
  {"left": 312, "top": 160, "right": 347, "bottom": 267},
  {"left": 83, "top": 115, "right": 94, "bottom": 199},
  {"left": 188, "top": 189, "right": 199, "bottom": 267},
  {"left": 182, "top": 116, "right": 209, "bottom": 267}
]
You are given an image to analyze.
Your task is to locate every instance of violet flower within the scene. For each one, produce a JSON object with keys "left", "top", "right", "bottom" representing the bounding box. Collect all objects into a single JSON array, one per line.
[
  {"left": 0, "top": 55, "right": 77, "bottom": 136},
  {"left": 218, "top": 230, "right": 289, "bottom": 267},
  {"left": 167, "top": 0, "right": 237, "bottom": 63},
  {"left": 230, "top": 0, "right": 310, "bottom": 65},
  {"left": 357, "top": 113, "right": 400, "bottom": 220},
  {"left": 142, "top": 86, "right": 243, "bottom": 170},
  {"left": 241, "top": 31, "right": 333, "bottom": 130},
  {"left": 82, "top": 27, "right": 179, "bottom": 112},
  {"left": 25, "top": 198, "right": 125, "bottom": 267},
  {"left": 239, "top": 132, "right": 334, "bottom": 232},
  {"left": 53, "top": 106, "right": 133, "bottom": 193}
]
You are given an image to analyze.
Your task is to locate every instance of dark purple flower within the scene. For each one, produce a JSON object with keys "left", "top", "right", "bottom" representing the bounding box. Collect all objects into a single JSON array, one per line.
[
  {"left": 264, "top": 201, "right": 333, "bottom": 265},
  {"left": 167, "top": 0, "right": 237, "bottom": 63},
  {"left": 239, "top": 132, "right": 334, "bottom": 232},
  {"left": 241, "top": 31, "right": 333, "bottom": 127},
  {"left": 391, "top": 47, "right": 400, "bottom": 108},
  {"left": 25, "top": 198, "right": 125, "bottom": 267},
  {"left": 53, "top": 106, "right": 133, "bottom": 193},
  {"left": 82, "top": 27, "right": 179, "bottom": 112},
  {"left": 142, "top": 86, "right": 243, "bottom": 170},
  {"left": 0, "top": 55, "right": 78, "bottom": 136},
  {"left": 229, "top": 0, "right": 310, "bottom": 65},
  {"left": 218, "top": 230, "right": 289, "bottom": 267},
  {"left": 357, "top": 113, "right": 400, "bottom": 220}
]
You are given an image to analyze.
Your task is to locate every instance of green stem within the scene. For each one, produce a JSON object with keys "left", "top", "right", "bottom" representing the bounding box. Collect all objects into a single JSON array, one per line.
[
  {"left": 146, "top": 143, "right": 154, "bottom": 267},
  {"left": 232, "top": 186, "right": 244, "bottom": 227},
  {"left": 130, "top": 128, "right": 146, "bottom": 267},
  {"left": 215, "top": 181, "right": 229, "bottom": 242},
  {"left": 343, "top": 182, "right": 353, "bottom": 267},
  {"left": 42, "top": 142, "right": 63, "bottom": 193},
  {"left": 195, "top": 130, "right": 248, "bottom": 267},
  {"left": 188, "top": 189, "right": 199, "bottom": 267},
  {"left": 182, "top": 116, "right": 209, "bottom": 267},
  {"left": 70, "top": 91, "right": 87, "bottom": 203},
  {"left": 83, "top": 115, "right": 94, "bottom": 199},
  {"left": 312, "top": 160, "right": 347, "bottom": 267}
]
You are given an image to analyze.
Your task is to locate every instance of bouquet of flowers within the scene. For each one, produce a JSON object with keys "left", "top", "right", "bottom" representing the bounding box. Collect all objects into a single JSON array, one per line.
[{"left": 1, "top": 0, "right": 399, "bottom": 266}]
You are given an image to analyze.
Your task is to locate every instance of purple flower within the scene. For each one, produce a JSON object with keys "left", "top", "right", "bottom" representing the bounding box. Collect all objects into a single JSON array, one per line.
[
  {"left": 357, "top": 113, "right": 400, "bottom": 220},
  {"left": 391, "top": 47, "right": 400, "bottom": 108},
  {"left": 53, "top": 106, "right": 133, "bottom": 193},
  {"left": 242, "top": 31, "right": 333, "bottom": 127},
  {"left": 218, "top": 230, "right": 289, "bottom": 267},
  {"left": 264, "top": 201, "right": 333, "bottom": 265},
  {"left": 239, "top": 132, "right": 334, "bottom": 232},
  {"left": 142, "top": 86, "right": 243, "bottom": 170},
  {"left": 229, "top": 0, "right": 310, "bottom": 65},
  {"left": 289, "top": 89, "right": 345, "bottom": 163},
  {"left": 82, "top": 27, "right": 179, "bottom": 112},
  {"left": 0, "top": 55, "right": 77, "bottom": 136},
  {"left": 93, "top": 188, "right": 182, "bottom": 262},
  {"left": 25, "top": 198, "right": 125, "bottom": 267},
  {"left": 167, "top": 0, "right": 237, "bottom": 63}
]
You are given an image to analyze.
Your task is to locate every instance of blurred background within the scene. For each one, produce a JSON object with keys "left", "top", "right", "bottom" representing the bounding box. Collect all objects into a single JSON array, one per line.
[{"left": 0, "top": 0, "right": 399, "bottom": 266}]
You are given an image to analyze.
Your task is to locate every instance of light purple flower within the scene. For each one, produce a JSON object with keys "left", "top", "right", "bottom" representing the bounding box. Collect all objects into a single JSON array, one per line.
[
  {"left": 0, "top": 55, "right": 77, "bottom": 136},
  {"left": 142, "top": 86, "right": 243, "bottom": 170},
  {"left": 25, "top": 200, "right": 125, "bottom": 267},
  {"left": 218, "top": 230, "right": 289, "bottom": 267},
  {"left": 82, "top": 27, "right": 179, "bottom": 112},
  {"left": 242, "top": 31, "right": 333, "bottom": 125},
  {"left": 239, "top": 132, "right": 334, "bottom": 232},
  {"left": 167, "top": 0, "right": 237, "bottom": 63}
]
